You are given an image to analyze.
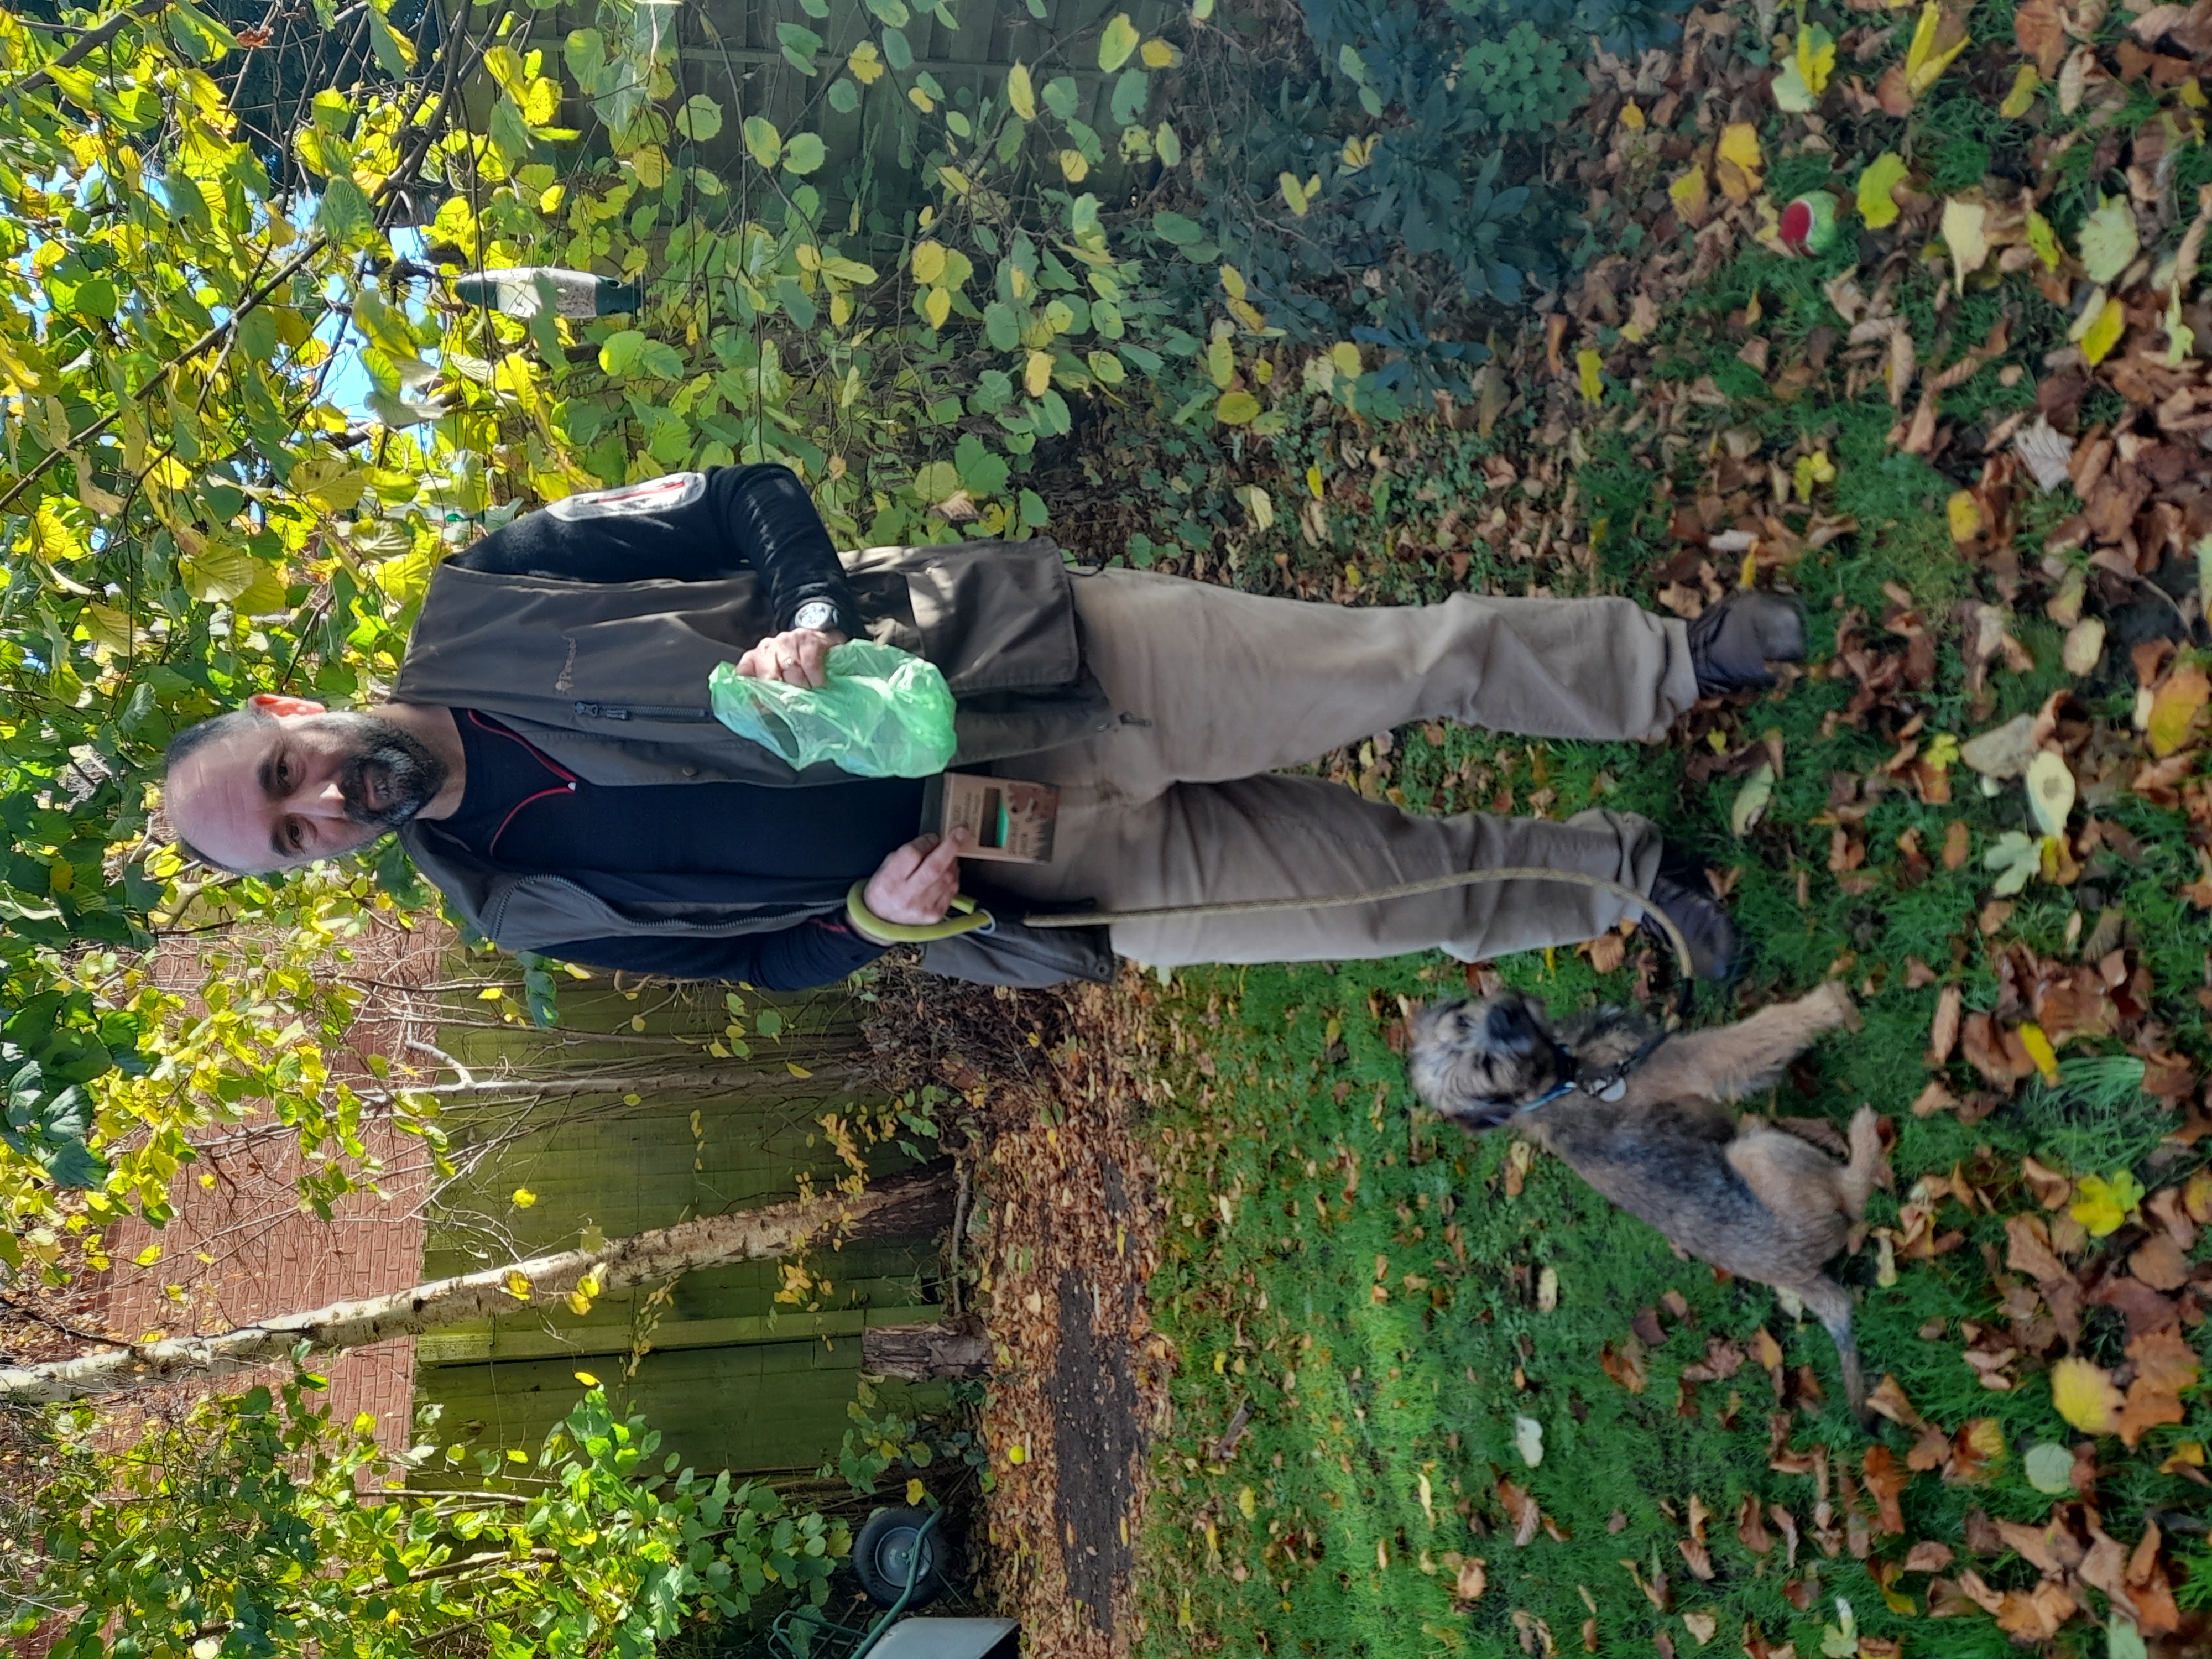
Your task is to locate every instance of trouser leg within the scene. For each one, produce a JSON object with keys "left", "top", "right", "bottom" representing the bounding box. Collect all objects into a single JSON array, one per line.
[
  {"left": 990, "top": 773, "right": 1663, "bottom": 968},
  {"left": 1062, "top": 567, "right": 1697, "bottom": 801}
]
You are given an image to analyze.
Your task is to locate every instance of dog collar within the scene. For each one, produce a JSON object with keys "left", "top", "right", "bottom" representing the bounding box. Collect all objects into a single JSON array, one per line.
[{"left": 1515, "top": 1030, "right": 1668, "bottom": 1114}]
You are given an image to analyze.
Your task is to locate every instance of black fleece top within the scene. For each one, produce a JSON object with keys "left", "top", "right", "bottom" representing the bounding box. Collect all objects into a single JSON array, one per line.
[{"left": 436, "top": 465, "right": 912, "bottom": 989}]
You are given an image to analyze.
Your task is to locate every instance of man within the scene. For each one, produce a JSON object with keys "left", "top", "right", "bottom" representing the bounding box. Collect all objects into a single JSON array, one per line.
[{"left": 162, "top": 465, "right": 1803, "bottom": 990}]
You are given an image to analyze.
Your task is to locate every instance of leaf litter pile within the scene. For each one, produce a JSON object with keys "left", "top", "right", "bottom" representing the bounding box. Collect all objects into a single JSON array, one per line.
[{"left": 971, "top": 0, "right": 2212, "bottom": 1653}]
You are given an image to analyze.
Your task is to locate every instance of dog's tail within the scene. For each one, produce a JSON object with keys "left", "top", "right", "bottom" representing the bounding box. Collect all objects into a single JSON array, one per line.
[{"left": 1797, "top": 1275, "right": 1869, "bottom": 1429}]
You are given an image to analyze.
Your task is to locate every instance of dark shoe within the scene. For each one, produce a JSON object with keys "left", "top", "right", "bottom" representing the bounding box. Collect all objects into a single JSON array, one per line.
[
  {"left": 1689, "top": 590, "right": 1805, "bottom": 695},
  {"left": 1642, "top": 846, "right": 1737, "bottom": 982}
]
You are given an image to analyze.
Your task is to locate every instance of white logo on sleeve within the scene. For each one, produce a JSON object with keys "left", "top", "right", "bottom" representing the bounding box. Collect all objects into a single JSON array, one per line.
[{"left": 546, "top": 473, "right": 706, "bottom": 520}]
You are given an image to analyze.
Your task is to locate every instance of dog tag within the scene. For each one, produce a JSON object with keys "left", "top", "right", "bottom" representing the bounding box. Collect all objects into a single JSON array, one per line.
[{"left": 1592, "top": 1078, "right": 1627, "bottom": 1102}]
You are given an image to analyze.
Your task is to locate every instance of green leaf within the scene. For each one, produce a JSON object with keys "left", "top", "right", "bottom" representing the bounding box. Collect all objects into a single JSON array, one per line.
[
  {"left": 782, "top": 132, "right": 827, "bottom": 175},
  {"left": 827, "top": 78, "right": 860, "bottom": 113},
  {"left": 1042, "top": 75, "right": 1079, "bottom": 119},
  {"left": 742, "top": 116, "right": 783, "bottom": 169},
  {"left": 1152, "top": 210, "right": 1204, "bottom": 245},
  {"left": 2023, "top": 1443, "right": 2074, "bottom": 1494},
  {"left": 315, "top": 175, "right": 374, "bottom": 243},
  {"left": 1098, "top": 13, "right": 1140, "bottom": 72},
  {"left": 984, "top": 301, "right": 1021, "bottom": 351},
  {"left": 1110, "top": 67, "right": 1149, "bottom": 125},
  {"left": 367, "top": 10, "right": 416, "bottom": 77},
  {"left": 1729, "top": 761, "right": 1775, "bottom": 837},
  {"left": 676, "top": 95, "right": 723, "bottom": 141},
  {"left": 599, "top": 329, "right": 646, "bottom": 375},
  {"left": 637, "top": 340, "right": 685, "bottom": 378},
  {"left": 881, "top": 27, "right": 914, "bottom": 71},
  {"left": 865, "top": 0, "right": 910, "bottom": 22},
  {"left": 776, "top": 22, "right": 823, "bottom": 74},
  {"left": 954, "top": 432, "right": 1010, "bottom": 497},
  {"left": 2078, "top": 194, "right": 2140, "bottom": 285}
]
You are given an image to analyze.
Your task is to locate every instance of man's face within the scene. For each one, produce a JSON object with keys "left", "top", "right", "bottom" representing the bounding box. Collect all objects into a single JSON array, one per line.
[{"left": 165, "top": 697, "right": 450, "bottom": 873}]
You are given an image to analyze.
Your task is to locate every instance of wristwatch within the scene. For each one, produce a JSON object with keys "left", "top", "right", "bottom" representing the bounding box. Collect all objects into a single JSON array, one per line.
[{"left": 792, "top": 599, "right": 839, "bottom": 634}]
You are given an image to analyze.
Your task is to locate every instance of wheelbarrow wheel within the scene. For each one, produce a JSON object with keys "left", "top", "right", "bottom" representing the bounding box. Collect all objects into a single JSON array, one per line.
[{"left": 853, "top": 1505, "right": 949, "bottom": 1609}]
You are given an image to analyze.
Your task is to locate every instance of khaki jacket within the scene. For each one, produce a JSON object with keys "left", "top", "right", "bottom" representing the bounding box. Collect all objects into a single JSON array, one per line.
[{"left": 392, "top": 536, "right": 1116, "bottom": 985}]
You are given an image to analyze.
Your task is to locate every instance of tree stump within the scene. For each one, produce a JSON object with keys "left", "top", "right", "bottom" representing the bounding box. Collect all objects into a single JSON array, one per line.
[{"left": 862, "top": 1317, "right": 992, "bottom": 1380}]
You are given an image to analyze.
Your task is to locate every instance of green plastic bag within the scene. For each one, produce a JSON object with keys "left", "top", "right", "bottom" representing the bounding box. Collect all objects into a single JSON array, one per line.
[{"left": 707, "top": 640, "right": 957, "bottom": 778}]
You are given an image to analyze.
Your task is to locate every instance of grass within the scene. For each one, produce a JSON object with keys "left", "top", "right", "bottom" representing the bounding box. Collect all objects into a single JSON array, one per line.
[{"left": 1114, "top": 214, "right": 2212, "bottom": 1659}]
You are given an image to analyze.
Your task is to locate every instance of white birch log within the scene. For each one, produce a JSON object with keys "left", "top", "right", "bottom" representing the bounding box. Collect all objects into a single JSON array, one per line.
[{"left": 1, "top": 1167, "right": 950, "bottom": 1404}]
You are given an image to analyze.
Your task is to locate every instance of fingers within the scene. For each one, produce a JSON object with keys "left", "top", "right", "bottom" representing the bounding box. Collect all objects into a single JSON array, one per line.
[
  {"left": 863, "top": 831, "right": 970, "bottom": 924},
  {"left": 735, "top": 631, "right": 834, "bottom": 686}
]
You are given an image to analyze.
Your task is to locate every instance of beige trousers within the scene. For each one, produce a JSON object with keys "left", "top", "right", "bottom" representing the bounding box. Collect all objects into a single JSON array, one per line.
[{"left": 984, "top": 569, "right": 1699, "bottom": 968}]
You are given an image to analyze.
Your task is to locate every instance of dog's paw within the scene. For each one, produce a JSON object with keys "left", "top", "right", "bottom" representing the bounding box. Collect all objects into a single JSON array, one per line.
[
  {"left": 1848, "top": 1104, "right": 1892, "bottom": 1188},
  {"left": 1813, "top": 980, "right": 1862, "bottom": 1032}
]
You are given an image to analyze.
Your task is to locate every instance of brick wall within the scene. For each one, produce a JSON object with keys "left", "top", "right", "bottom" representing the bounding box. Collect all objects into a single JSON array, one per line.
[{"left": 91, "top": 915, "right": 454, "bottom": 1453}]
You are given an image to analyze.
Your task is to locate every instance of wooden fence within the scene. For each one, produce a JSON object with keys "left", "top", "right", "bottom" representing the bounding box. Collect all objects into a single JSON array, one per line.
[{"left": 413, "top": 975, "right": 952, "bottom": 1482}]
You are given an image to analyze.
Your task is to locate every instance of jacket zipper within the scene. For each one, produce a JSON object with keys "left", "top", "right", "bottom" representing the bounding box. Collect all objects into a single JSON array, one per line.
[
  {"left": 483, "top": 874, "right": 827, "bottom": 940},
  {"left": 572, "top": 701, "right": 714, "bottom": 722}
]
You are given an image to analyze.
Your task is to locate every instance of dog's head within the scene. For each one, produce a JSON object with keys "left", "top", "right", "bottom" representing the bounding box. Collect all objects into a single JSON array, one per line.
[{"left": 1407, "top": 992, "right": 1569, "bottom": 1130}]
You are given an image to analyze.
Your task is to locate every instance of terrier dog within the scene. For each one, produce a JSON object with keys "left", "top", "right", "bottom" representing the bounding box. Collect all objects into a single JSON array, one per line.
[{"left": 1408, "top": 980, "right": 1884, "bottom": 1425}]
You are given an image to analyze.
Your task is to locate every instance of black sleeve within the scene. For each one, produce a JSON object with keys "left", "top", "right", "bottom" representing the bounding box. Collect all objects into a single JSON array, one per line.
[
  {"left": 452, "top": 465, "right": 861, "bottom": 635},
  {"left": 539, "top": 916, "right": 890, "bottom": 992}
]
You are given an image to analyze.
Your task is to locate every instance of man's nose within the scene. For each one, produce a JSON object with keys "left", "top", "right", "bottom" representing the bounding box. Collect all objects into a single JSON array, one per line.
[{"left": 304, "top": 779, "right": 349, "bottom": 816}]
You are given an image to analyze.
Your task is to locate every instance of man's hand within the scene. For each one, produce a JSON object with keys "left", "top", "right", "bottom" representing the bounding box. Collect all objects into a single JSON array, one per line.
[
  {"left": 857, "top": 830, "right": 970, "bottom": 935},
  {"left": 733, "top": 626, "right": 847, "bottom": 688}
]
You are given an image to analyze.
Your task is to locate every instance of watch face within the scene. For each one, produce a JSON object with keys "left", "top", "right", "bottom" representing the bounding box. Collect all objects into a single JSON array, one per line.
[{"left": 795, "top": 602, "right": 836, "bottom": 630}]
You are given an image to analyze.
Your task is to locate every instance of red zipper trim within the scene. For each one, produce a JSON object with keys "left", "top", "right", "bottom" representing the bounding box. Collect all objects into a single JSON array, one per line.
[{"left": 467, "top": 710, "right": 578, "bottom": 857}]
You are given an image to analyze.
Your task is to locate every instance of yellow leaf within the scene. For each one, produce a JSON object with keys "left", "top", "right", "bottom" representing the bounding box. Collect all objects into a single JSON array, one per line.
[
  {"left": 1577, "top": 348, "right": 1604, "bottom": 404},
  {"left": 1057, "top": 149, "right": 1089, "bottom": 182},
  {"left": 1718, "top": 121, "right": 1762, "bottom": 176},
  {"left": 1904, "top": 1, "right": 1970, "bottom": 95},
  {"left": 511, "top": 1186, "right": 537, "bottom": 1208},
  {"left": 2147, "top": 663, "right": 2210, "bottom": 755},
  {"left": 1797, "top": 22, "right": 1837, "bottom": 94},
  {"left": 2050, "top": 1355, "right": 2124, "bottom": 1434},
  {"left": 1942, "top": 196, "right": 1989, "bottom": 295},
  {"left": 1238, "top": 1485, "right": 1257, "bottom": 1519},
  {"left": 1857, "top": 153, "right": 1908, "bottom": 229},
  {"left": 911, "top": 241, "right": 947, "bottom": 283},
  {"left": 924, "top": 285, "right": 951, "bottom": 329},
  {"left": 1217, "top": 390, "right": 1261, "bottom": 425},
  {"left": 2017, "top": 1021, "right": 2060, "bottom": 1084},
  {"left": 1946, "top": 489, "right": 1982, "bottom": 543},
  {"left": 1330, "top": 341, "right": 1362, "bottom": 381},
  {"left": 907, "top": 1477, "right": 926, "bottom": 1504},
  {"left": 1620, "top": 99, "right": 1645, "bottom": 128},
  {"left": 1141, "top": 38, "right": 1179, "bottom": 68},
  {"left": 1219, "top": 262, "right": 1247, "bottom": 300},
  {"left": 2001, "top": 62, "right": 2039, "bottom": 116},
  {"left": 1715, "top": 122, "right": 1762, "bottom": 202},
  {"left": 504, "top": 1270, "right": 533, "bottom": 1302},
  {"left": 2080, "top": 292, "right": 2127, "bottom": 366},
  {"left": 849, "top": 42, "right": 885, "bottom": 84},
  {"left": 1670, "top": 165, "right": 1710, "bottom": 226},
  {"left": 1005, "top": 60, "right": 1034, "bottom": 119},
  {"left": 133, "top": 1243, "right": 161, "bottom": 1266},
  {"left": 574, "top": 1369, "right": 600, "bottom": 1387},
  {"left": 1025, "top": 349, "right": 1053, "bottom": 397},
  {"left": 2070, "top": 1170, "right": 2146, "bottom": 1238},
  {"left": 1279, "top": 170, "right": 1310, "bottom": 215},
  {"left": 786, "top": 1061, "right": 812, "bottom": 1078},
  {"left": 1307, "top": 463, "right": 1325, "bottom": 498}
]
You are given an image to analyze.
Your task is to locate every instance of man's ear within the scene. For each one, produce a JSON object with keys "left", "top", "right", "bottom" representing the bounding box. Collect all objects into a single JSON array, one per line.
[{"left": 246, "top": 692, "right": 327, "bottom": 719}]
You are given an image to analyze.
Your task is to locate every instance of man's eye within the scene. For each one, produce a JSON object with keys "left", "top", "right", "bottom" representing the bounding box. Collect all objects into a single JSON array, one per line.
[{"left": 288, "top": 821, "right": 304, "bottom": 852}]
